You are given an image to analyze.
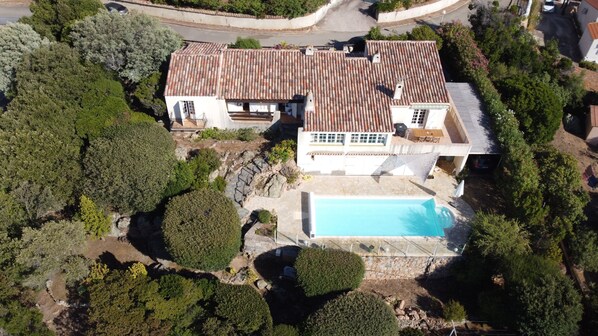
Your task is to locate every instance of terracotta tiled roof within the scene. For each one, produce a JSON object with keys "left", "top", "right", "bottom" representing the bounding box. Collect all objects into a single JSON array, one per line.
[
  {"left": 586, "top": 0, "right": 598, "bottom": 9},
  {"left": 591, "top": 105, "right": 598, "bottom": 127},
  {"left": 165, "top": 41, "right": 450, "bottom": 133},
  {"left": 589, "top": 22, "right": 598, "bottom": 39}
]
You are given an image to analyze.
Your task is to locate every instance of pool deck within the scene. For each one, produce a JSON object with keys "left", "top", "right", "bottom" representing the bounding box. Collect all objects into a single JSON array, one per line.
[{"left": 243, "top": 170, "right": 474, "bottom": 257}]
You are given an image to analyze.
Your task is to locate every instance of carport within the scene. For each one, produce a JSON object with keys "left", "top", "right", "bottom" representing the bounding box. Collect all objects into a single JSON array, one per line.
[{"left": 446, "top": 83, "right": 501, "bottom": 172}]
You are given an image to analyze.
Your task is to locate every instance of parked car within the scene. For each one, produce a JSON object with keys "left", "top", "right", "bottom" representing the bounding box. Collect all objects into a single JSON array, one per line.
[
  {"left": 105, "top": 2, "right": 129, "bottom": 14},
  {"left": 543, "top": 0, "right": 556, "bottom": 13}
]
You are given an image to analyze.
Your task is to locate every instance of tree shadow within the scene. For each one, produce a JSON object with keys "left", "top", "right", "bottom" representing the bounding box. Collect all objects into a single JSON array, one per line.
[{"left": 409, "top": 180, "right": 437, "bottom": 196}]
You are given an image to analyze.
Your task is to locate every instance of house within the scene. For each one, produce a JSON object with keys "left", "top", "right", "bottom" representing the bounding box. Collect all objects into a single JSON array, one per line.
[
  {"left": 586, "top": 105, "right": 598, "bottom": 146},
  {"left": 578, "top": 0, "right": 598, "bottom": 62},
  {"left": 578, "top": 0, "right": 598, "bottom": 33},
  {"left": 164, "top": 41, "right": 498, "bottom": 177}
]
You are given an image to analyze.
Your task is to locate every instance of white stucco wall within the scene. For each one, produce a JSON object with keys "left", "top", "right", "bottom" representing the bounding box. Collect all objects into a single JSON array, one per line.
[
  {"left": 578, "top": 0, "right": 598, "bottom": 33},
  {"left": 579, "top": 29, "right": 598, "bottom": 62},
  {"left": 377, "top": 0, "right": 460, "bottom": 23},
  {"left": 390, "top": 106, "right": 448, "bottom": 129}
]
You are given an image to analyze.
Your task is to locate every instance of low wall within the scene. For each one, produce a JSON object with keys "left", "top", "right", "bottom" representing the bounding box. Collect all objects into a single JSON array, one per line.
[
  {"left": 363, "top": 256, "right": 461, "bottom": 279},
  {"left": 110, "top": 0, "right": 342, "bottom": 30},
  {"left": 376, "top": 0, "right": 460, "bottom": 23}
]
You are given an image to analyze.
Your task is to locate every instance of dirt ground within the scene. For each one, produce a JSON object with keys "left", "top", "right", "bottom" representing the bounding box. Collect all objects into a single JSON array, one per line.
[{"left": 84, "top": 237, "right": 155, "bottom": 267}]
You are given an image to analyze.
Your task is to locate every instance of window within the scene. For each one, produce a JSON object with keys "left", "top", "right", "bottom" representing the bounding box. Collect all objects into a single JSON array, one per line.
[
  {"left": 309, "top": 133, "right": 345, "bottom": 144},
  {"left": 181, "top": 101, "right": 195, "bottom": 117},
  {"left": 350, "top": 133, "right": 387, "bottom": 145},
  {"left": 411, "top": 109, "right": 427, "bottom": 126}
]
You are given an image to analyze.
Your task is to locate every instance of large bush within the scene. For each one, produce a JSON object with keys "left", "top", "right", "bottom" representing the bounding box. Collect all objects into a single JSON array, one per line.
[
  {"left": 83, "top": 122, "right": 176, "bottom": 214},
  {"left": 162, "top": 189, "right": 241, "bottom": 271},
  {"left": 470, "top": 212, "right": 531, "bottom": 259},
  {"left": 303, "top": 291, "right": 399, "bottom": 336},
  {"left": 295, "top": 248, "right": 365, "bottom": 297},
  {"left": 569, "top": 228, "right": 598, "bottom": 272},
  {"left": 149, "top": 0, "right": 327, "bottom": 18},
  {"left": 213, "top": 284, "right": 273, "bottom": 335}
]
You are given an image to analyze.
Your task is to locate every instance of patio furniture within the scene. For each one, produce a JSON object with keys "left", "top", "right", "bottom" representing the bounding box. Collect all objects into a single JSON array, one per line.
[{"left": 411, "top": 128, "right": 443, "bottom": 142}]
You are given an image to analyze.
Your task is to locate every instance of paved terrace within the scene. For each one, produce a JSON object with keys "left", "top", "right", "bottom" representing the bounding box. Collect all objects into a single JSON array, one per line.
[{"left": 243, "top": 170, "right": 473, "bottom": 257}]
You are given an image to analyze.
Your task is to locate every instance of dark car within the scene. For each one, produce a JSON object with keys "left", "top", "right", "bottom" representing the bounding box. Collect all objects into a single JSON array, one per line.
[{"left": 105, "top": 2, "right": 129, "bottom": 14}]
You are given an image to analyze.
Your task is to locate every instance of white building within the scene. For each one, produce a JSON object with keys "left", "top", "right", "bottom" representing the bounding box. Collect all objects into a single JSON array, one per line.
[
  {"left": 578, "top": 0, "right": 598, "bottom": 33},
  {"left": 164, "top": 41, "right": 497, "bottom": 177},
  {"left": 580, "top": 22, "right": 598, "bottom": 62}
]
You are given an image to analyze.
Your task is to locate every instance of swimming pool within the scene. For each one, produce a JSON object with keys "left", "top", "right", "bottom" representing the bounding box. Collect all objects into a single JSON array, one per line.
[{"left": 308, "top": 194, "right": 454, "bottom": 238}]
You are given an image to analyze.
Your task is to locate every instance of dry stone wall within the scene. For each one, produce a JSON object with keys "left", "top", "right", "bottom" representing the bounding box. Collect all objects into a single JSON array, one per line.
[{"left": 363, "top": 256, "right": 461, "bottom": 279}]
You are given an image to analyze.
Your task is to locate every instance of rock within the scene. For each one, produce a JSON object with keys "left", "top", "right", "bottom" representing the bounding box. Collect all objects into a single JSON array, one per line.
[
  {"left": 394, "top": 307, "right": 404, "bottom": 316},
  {"left": 242, "top": 150, "right": 256, "bottom": 163},
  {"left": 397, "top": 299, "right": 406, "bottom": 310},
  {"left": 263, "top": 174, "right": 287, "bottom": 198},
  {"left": 117, "top": 217, "right": 131, "bottom": 231},
  {"left": 175, "top": 147, "right": 189, "bottom": 161},
  {"left": 190, "top": 132, "right": 200, "bottom": 140},
  {"left": 208, "top": 169, "right": 219, "bottom": 182},
  {"left": 256, "top": 279, "right": 268, "bottom": 290}
]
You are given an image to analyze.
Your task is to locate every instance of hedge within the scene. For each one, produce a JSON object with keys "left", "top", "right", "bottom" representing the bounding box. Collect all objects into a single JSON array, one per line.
[
  {"left": 303, "top": 291, "right": 399, "bottom": 336},
  {"left": 295, "top": 248, "right": 365, "bottom": 297},
  {"left": 214, "top": 284, "right": 273, "bottom": 335},
  {"left": 162, "top": 189, "right": 241, "bottom": 271}
]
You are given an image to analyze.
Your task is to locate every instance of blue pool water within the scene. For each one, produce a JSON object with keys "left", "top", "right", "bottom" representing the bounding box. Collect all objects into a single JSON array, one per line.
[{"left": 312, "top": 197, "right": 453, "bottom": 237}]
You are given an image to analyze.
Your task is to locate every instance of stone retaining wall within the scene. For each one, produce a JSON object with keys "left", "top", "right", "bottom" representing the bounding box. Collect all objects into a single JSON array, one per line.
[
  {"left": 376, "top": 0, "right": 460, "bottom": 23},
  {"left": 108, "top": 0, "right": 342, "bottom": 30},
  {"left": 363, "top": 255, "right": 461, "bottom": 279}
]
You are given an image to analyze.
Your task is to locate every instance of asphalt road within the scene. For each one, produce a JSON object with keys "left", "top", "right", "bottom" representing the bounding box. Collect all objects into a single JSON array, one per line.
[{"left": 0, "top": 0, "right": 509, "bottom": 46}]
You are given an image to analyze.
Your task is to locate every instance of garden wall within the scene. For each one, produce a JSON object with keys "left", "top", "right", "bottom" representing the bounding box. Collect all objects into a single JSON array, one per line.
[
  {"left": 107, "top": 0, "right": 342, "bottom": 30},
  {"left": 362, "top": 256, "right": 461, "bottom": 279},
  {"left": 376, "top": 0, "right": 460, "bottom": 23}
]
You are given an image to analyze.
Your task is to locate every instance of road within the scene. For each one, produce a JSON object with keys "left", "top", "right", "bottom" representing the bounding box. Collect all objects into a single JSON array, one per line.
[{"left": 0, "top": 0, "right": 506, "bottom": 46}]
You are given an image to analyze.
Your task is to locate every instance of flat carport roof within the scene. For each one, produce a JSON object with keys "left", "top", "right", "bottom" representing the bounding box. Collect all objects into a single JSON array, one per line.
[{"left": 446, "top": 82, "right": 501, "bottom": 155}]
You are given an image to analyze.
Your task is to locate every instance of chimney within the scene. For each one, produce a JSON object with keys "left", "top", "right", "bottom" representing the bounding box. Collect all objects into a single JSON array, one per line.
[
  {"left": 372, "top": 51, "right": 381, "bottom": 64},
  {"left": 393, "top": 80, "right": 404, "bottom": 100},
  {"left": 305, "top": 91, "right": 315, "bottom": 113},
  {"left": 305, "top": 46, "right": 315, "bottom": 56},
  {"left": 343, "top": 44, "right": 354, "bottom": 53}
]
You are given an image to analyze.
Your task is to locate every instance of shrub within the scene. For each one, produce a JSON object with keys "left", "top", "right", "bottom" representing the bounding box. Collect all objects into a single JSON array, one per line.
[
  {"left": 231, "top": 37, "right": 261, "bottom": 49},
  {"left": 408, "top": 25, "right": 443, "bottom": 50},
  {"left": 303, "top": 291, "right": 399, "bottom": 336},
  {"left": 443, "top": 300, "right": 467, "bottom": 322},
  {"left": 199, "top": 127, "right": 257, "bottom": 141},
  {"left": 273, "top": 324, "right": 299, "bottom": 336},
  {"left": 580, "top": 60, "right": 598, "bottom": 71},
  {"left": 188, "top": 148, "right": 221, "bottom": 190},
  {"left": 163, "top": 161, "right": 194, "bottom": 198},
  {"left": 237, "top": 128, "right": 258, "bottom": 141},
  {"left": 214, "top": 284, "right": 273, "bottom": 335},
  {"left": 569, "top": 228, "right": 598, "bottom": 272},
  {"left": 210, "top": 176, "right": 227, "bottom": 192},
  {"left": 470, "top": 212, "right": 531, "bottom": 259},
  {"left": 162, "top": 189, "right": 241, "bottom": 271},
  {"left": 268, "top": 140, "right": 296, "bottom": 164},
  {"left": 295, "top": 248, "right": 365, "bottom": 297},
  {"left": 399, "top": 327, "right": 425, "bottom": 336},
  {"left": 79, "top": 195, "right": 111, "bottom": 238},
  {"left": 257, "top": 209, "right": 272, "bottom": 224},
  {"left": 127, "top": 262, "right": 147, "bottom": 279}
]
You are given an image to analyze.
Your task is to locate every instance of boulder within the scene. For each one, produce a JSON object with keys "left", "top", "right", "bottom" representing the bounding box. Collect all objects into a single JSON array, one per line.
[
  {"left": 242, "top": 150, "right": 256, "bottom": 163},
  {"left": 256, "top": 279, "right": 268, "bottom": 290},
  {"left": 117, "top": 217, "right": 131, "bottom": 231},
  {"left": 397, "top": 299, "right": 406, "bottom": 310},
  {"left": 263, "top": 174, "right": 287, "bottom": 198},
  {"left": 394, "top": 307, "right": 405, "bottom": 316}
]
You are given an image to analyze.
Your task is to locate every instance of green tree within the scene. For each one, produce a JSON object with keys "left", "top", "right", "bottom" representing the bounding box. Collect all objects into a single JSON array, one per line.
[
  {"left": 83, "top": 122, "right": 176, "bottom": 214},
  {"left": 78, "top": 195, "right": 111, "bottom": 238},
  {"left": 16, "top": 220, "right": 88, "bottom": 288},
  {"left": 162, "top": 189, "right": 241, "bottom": 271},
  {"left": 188, "top": 148, "right": 221, "bottom": 190},
  {"left": 273, "top": 324, "right": 299, "bottom": 336},
  {"left": 443, "top": 300, "right": 467, "bottom": 322},
  {"left": 0, "top": 23, "right": 49, "bottom": 93},
  {"left": 470, "top": 212, "right": 531, "bottom": 259},
  {"left": 303, "top": 291, "right": 399, "bottom": 336},
  {"left": 0, "top": 191, "right": 27, "bottom": 236},
  {"left": 70, "top": 12, "right": 183, "bottom": 82},
  {"left": 295, "top": 248, "right": 365, "bottom": 297},
  {"left": 408, "top": 25, "right": 443, "bottom": 50},
  {"left": 231, "top": 37, "right": 261, "bottom": 49},
  {"left": 20, "top": 0, "right": 103, "bottom": 40},
  {"left": 569, "top": 228, "right": 598, "bottom": 272},
  {"left": 10, "top": 181, "right": 63, "bottom": 221},
  {"left": 213, "top": 284, "right": 273, "bottom": 335},
  {"left": 133, "top": 71, "right": 167, "bottom": 117},
  {"left": 163, "top": 161, "right": 194, "bottom": 198}
]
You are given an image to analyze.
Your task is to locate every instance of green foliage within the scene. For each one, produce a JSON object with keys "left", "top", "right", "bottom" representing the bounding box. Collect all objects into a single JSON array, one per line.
[
  {"left": 83, "top": 122, "right": 177, "bottom": 214},
  {"left": 214, "top": 284, "right": 273, "bottom": 334},
  {"left": 199, "top": 127, "right": 258, "bottom": 141},
  {"left": 127, "top": 262, "right": 148, "bottom": 279},
  {"left": 188, "top": 148, "right": 221, "bottom": 190},
  {"left": 0, "top": 23, "right": 49, "bottom": 93},
  {"left": 470, "top": 212, "right": 531, "bottom": 259},
  {"left": 273, "top": 324, "right": 299, "bottom": 336},
  {"left": 399, "top": 327, "right": 424, "bottom": 336},
  {"left": 78, "top": 195, "right": 111, "bottom": 238},
  {"left": 580, "top": 60, "right": 598, "bottom": 71},
  {"left": 133, "top": 71, "right": 167, "bottom": 117},
  {"left": 84, "top": 262, "right": 109, "bottom": 284},
  {"left": 0, "top": 191, "right": 27, "bottom": 235},
  {"left": 303, "top": 291, "right": 399, "bottom": 336},
  {"left": 164, "top": 161, "right": 194, "bottom": 198},
  {"left": 150, "top": 0, "right": 327, "bottom": 18},
  {"left": 569, "top": 228, "right": 598, "bottom": 272},
  {"left": 231, "top": 37, "right": 261, "bottom": 49},
  {"left": 258, "top": 209, "right": 272, "bottom": 224},
  {"left": 408, "top": 25, "right": 443, "bottom": 50},
  {"left": 16, "top": 220, "right": 88, "bottom": 288},
  {"left": 437, "top": 22, "right": 489, "bottom": 80},
  {"left": 20, "top": 0, "right": 103, "bottom": 40},
  {"left": 268, "top": 140, "right": 296, "bottom": 164},
  {"left": 443, "top": 300, "right": 467, "bottom": 322},
  {"left": 365, "top": 26, "right": 407, "bottom": 41},
  {"left": 163, "top": 189, "right": 241, "bottom": 271},
  {"left": 70, "top": 12, "right": 183, "bottom": 82},
  {"left": 295, "top": 248, "right": 365, "bottom": 297},
  {"left": 210, "top": 176, "right": 227, "bottom": 192},
  {"left": 375, "top": 0, "right": 412, "bottom": 12}
]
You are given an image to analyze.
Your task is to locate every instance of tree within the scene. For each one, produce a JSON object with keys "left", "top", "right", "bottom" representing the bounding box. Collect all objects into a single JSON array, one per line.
[
  {"left": 83, "top": 122, "right": 176, "bottom": 214},
  {"left": 20, "top": 0, "right": 103, "bottom": 40},
  {"left": 231, "top": 37, "right": 261, "bottom": 49},
  {"left": 213, "top": 284, "right": 273, "bottom": 335},
  {"left": 0, "top": 23, "right": 49, "bottom": 93},
  {"left": 0, "top": 191, "right": 27, "bottom": 236},
  {"left": 78, "top": 195, "right": 111, "bottom": 238},
  {"left": 273, "top": 324, "right": 299, "bottom": 336},
  {"left": 70, "top": 12, "right": 183, "bottom": 82},
  {"left": 295, "top": 248, "right": 365, "bottom": 297},
  {"left": 133, "top": 71, "right": 167, "bottom": 117},
  {"left": 496, "top": 74, "right": 563, "bottom": 144},
  {"left": 303, "top": 291, "right": 399, "bottom": 336},
  {"left": 443, "top": 300, "right": 467, "bottom": 322},
  {"left": 10, "top": 181, "right": 63, "bottom": 221},
  {"left": 16, "top": 220, "right": 88, "bottom": 288},
  {"left": 569, "top": 228, "right": 598, "bottom": 272},
  {"left": 408, "top": 25, "right": 443, "bottom": 50},
  {"left": 187, "top": 148, "right": 221, "bottom": 190},
  {"left": 470, "top": 212, "right": 531, "bottom": 259},
  {"left": 163, "top": 189, "right": 241, "bottom": 271}
]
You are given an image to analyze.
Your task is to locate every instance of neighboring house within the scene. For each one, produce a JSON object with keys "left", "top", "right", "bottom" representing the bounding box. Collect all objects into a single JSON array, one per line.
[
  {"left": 578, "top": 0, "right": 598, "bottom": 33},
  {"left": 580, "top": 22, "right": 598, "bottom": 62},
  {"left": 164, "top": 41, "right": 498, "bottom": 177},
  {"left": 587, "top": 105, "right": 598, "bottom": 146}
]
